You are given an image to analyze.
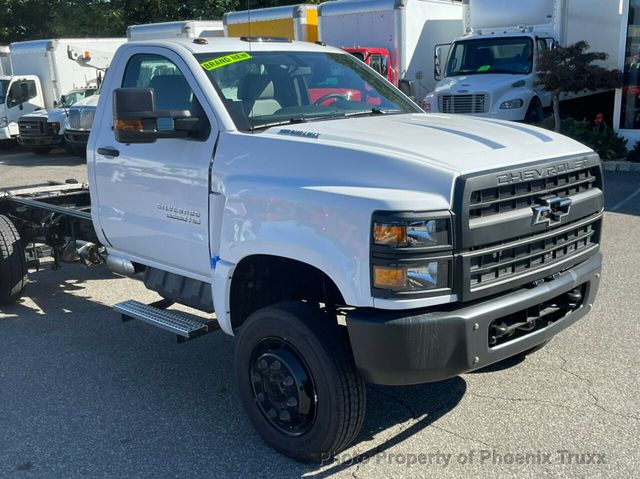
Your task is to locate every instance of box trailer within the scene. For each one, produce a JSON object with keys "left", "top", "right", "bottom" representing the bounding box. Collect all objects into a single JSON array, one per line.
[
  {"left": 223, "top": 4, "right": 319, "bottom": 43},
  {"left": 127, "top": 20, "right": 224, "bottom": 41},
  {"left": 318, "top": 0, "right": 463, "bottom": 98},
  {"left": 423, "top": 0, "right": 622, "bottom": 121},
  {"left": 0, "top": 38, "right": 125, "bottom": 146}
]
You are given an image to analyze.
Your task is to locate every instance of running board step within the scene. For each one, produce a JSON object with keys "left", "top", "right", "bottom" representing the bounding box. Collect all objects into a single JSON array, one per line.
[{"left": 114, "top": 299, "right": 219, "bottom": 343}]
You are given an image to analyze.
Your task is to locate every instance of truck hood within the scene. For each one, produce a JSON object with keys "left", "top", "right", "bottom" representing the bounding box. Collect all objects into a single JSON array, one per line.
[
  {"left": 434, "top": 74, "right": 528, "bottom": 95},
  {"left": 21, "top": 108, "right": 68, "bottom": 122},
  {"left": 263, "top": 113, "right": 592, "bottom": 176}
]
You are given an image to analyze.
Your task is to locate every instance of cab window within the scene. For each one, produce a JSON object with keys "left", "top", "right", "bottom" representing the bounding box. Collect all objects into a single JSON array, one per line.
[
  {"left": 7, "top": 80, "right": 37, "bottom": 108},
  {"left": 121, "top": 53, "right": 210, "bottom": 138}
]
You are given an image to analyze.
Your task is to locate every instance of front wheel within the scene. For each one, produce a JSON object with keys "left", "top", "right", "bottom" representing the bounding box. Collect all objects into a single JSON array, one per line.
[
  {"left": 524, "top": 98, "right": 544, "bottom": 124},
  {"left": 0, "top": 214, "right": 28, "bottom": 305},
  {"left": 235, "top": 301, "right": 366, "bottom": 463}
]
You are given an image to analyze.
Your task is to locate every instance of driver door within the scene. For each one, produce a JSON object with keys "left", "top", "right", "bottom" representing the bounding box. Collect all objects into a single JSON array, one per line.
[{"left": 91, "top": 48, "right": 219, "bottom": 277}]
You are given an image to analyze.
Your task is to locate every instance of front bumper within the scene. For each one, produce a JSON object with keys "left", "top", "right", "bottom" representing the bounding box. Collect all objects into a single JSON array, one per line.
[
  {"left": 346, "top": 253, "right": 601, "bottom": 385},
  {"left": 64, "top": 130, "right": 89, "bottom": 146},
  {"left": 18, "top": 134, "right": 63, "bottom": 147}
]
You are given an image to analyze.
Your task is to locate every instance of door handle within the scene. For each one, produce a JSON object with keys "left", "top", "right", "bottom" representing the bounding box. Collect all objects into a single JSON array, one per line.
[{"left": 97, "top": 147, "right": 120, "bottom": 157}]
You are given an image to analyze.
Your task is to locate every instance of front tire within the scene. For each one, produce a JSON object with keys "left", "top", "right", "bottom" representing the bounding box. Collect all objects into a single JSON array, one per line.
[
  {"left": 235, "top": 301, "right": 366, "bottom": 463},
  {"left": 0, "top": 215, "right": 27, "bottom": 305},
  {"left": 525, "top": 97, "right": 544, "bottom": 124}
]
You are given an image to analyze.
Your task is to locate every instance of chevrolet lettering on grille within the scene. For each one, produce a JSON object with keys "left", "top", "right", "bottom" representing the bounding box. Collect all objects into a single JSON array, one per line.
[{"left": 532, "top": 196, "right": 573, "bottom": 227}]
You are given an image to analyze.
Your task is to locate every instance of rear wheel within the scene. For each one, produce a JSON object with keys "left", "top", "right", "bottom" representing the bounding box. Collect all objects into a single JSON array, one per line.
[
  {"left": 32, "top": 147, "right": 52, "bottom": 155},
  {"left": 524, "top": 97, "right": 544, "bottom": 124},
  {"left": 0, "top": 215, "right": 28, "bottom": 305},
  {"left": 235, "top": 301, "right": 366, "bottom": 463}
]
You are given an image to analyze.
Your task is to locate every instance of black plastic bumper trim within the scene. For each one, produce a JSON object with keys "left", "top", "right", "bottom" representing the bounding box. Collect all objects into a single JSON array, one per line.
[{"left": 346, "top": 252, "right": 601, "bottom": 386}]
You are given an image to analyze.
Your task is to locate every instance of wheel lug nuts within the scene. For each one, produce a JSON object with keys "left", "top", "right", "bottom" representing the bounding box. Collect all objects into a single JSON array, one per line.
[
  {"left": 267, "top": 408, "right": 277, "bottom": 418},
  {"left": 271, "top": 360, "right": 281, "bottom": 370},
  {"left": 279, "top": 411, "right": 291, "bottom": 422},
  {"left": 257, "top": 359, "right": 268, "bottom": 370},
  {"left": 286, "top": 397, "right": 298, "bottom": 407},
  {"left": 282, "top": 376, "right": 294, "bottom": 386},
  {"left": 255, "top": 393, "right": 265, "bottom": 403}
]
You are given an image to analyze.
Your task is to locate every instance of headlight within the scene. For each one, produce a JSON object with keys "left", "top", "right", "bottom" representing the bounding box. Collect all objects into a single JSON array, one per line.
[
  {"left": 373, "top": 218, "right": 450, "bottom": 248},
  {"left": 0, "top": 117, "right": 7, "bottom": 128},
  {"left": 373, "top": 260, "right": 450, "bottom": 292},
  {"left": 47, "top": 121, "right": 60, "bottom": 132},
  {"left": 371, "top": 212, "right": 453, "bottom": 298},
  {"left": 499, "top": 99, "right": 524, "bottom": 110}
]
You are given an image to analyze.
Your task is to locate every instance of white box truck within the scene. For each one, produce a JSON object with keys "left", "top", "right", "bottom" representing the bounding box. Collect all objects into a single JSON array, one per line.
[
  {"left": 423, "top": 0, "right": 622, "bottom": 122},
  {"left": 127, "top": 20, "right": 224, "bottom": 41},
  {"left": 0, "top": 46, "right": 11, "bottom": 76},
  {"left": 318, "top": 0, "right": 463, "bottom": 99},
  {"left": 0, "top": 38, "right": 125, "bottom": 148}
]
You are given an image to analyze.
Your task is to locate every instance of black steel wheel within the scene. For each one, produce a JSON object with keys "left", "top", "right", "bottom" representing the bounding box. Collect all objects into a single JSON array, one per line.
[
  {"left": 0, "top": 214, "right": 27, "bottom": 305},
  {"left": 525, "top": 97, "right": 544, "bottom": 124},
  {"left": 235, "top": 301, "right": 366, "bottom": 463}
]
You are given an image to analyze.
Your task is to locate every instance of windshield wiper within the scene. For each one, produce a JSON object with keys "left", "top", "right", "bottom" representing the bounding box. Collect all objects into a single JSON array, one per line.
[
  {"left": 343, "top": 108, "right": 402, "bottom": 117},
  {"left": 250, "top": 117, "right": 312, "bottom": 132}
]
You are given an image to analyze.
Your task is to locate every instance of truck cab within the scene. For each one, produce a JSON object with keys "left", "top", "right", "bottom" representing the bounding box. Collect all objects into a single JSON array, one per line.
[
  {"left": 17, "top": 87, "right": 98, "bottom": 154},
  {"left": 423, "top": 31, "right": 552, "bottom": 121},
  {"left": 0, "top": 75, "right": 43, "bottom": 145},
  {"left": 343, "top": 47, "right": 395, "bottom": 84}
]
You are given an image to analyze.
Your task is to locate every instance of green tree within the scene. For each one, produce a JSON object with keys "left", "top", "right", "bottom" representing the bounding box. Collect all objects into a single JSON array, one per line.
[{"left": 536, "top": 41, "right": 622, "bottom": 132}]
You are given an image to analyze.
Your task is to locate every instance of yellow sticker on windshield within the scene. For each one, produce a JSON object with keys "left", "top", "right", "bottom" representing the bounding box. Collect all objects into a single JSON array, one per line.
[{"left": 200, "top": 52, "right": 252, "bottom": 71}]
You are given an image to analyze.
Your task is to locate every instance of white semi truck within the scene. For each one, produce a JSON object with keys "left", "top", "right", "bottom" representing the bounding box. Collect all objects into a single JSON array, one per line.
[
  {"left": 422, "top": 0, "right": 621, "bottom": 121},
  {"left": 0, "top": 38, "right": 125, "bottom": 149},
  {"left": 318, "top": 0, "right": 463, "bottom": 99},
  {"left": 0, "top": 37, "right": 603, "bottom": 462}
]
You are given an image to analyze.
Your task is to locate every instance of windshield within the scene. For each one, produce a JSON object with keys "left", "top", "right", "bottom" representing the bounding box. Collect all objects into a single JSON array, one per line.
[
  {"left": 446, "top": 37, "right": 533, "bottom": 76},
  {"left": 195, "top": 51, "right": 420, "bottom": 132},
  {"left": 62, "top": 89, "right": 96, "bottom": 107},
  {"left": 0, "top": 79, "right": 9, "bottom": 104}
]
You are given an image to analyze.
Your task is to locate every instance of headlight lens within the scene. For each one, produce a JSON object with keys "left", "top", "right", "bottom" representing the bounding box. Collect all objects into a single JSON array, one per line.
[
  {"left": 0, "top": 117, "right": 7, "bottom": 128},
  {"left": 371, "top": 212, "right": 453, "bottom": 298},
  {"left": 47, "top": 121, "right": 60, "bottom": 132},
  {"left": 500, "top": 99, "right": 524, "bottom": 110},
  {"left": 373, "top": 261, "right": 449, "bottom": 292},
  {"left": 373, "top": 218, "right": 449, "bottom": 248}
]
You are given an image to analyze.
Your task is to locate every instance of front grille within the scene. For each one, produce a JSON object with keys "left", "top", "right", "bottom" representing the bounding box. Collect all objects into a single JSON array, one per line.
[
  {"left": 68, "top": 109, "right": 81, "bottom": 130},
  {"left": 439, "top": 93, "right": 489, "bottom": 114},
  {"left": 469, "top": 166, "right": 599, "bottom": 219},
  {"left": 454, "top": 155, "right": 603, "bottom": 302},
  {"left": 80, "top": 109, "right": 95, "bottom": 130},
  {"left": 468, "top": 216, "right": 600, "bottom": 289},
  {"left": 18, "top": 118, "right": 46, "bottom": 137}
]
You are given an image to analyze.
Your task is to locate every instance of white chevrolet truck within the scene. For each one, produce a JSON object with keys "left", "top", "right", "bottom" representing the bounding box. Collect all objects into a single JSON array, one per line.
[{"left": 0, "top": 37, "right": 603, "bottom": 462}]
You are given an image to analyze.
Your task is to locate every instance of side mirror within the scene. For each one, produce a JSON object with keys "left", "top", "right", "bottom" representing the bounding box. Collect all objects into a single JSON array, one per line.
[
  {"left": 113, "top": 88, "right": 198, "bottom": 144},
  {"left": 398, "top": 79, "right": 417, "bottom": 100},
  {"left": 434, "top": 46, "right": 442, "bottom": 80},
  {"left": 60, "top": 94, "right": 67, "bottom": 106}
]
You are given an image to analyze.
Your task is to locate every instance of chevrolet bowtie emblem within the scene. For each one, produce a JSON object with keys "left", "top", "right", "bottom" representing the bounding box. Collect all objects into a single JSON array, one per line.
[{"left": 532, "top": 196, "right": 573, "bottom": 227}]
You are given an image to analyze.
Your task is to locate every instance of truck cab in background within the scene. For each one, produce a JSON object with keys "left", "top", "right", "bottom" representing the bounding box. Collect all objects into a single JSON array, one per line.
[
  {"left": 343, "top": 47, "right": 396, "bottom": 84},
  {"left": 17, "top": 87, "right": 97, "bottom": 155},
  {"left": 423, "top": 0, "right": 621, "bottom": 121},
  {"left": 0, "top": 75, "right": 41, "bottom": 147},
  {"left": 0, "top": 46, "right": 11, "bottom": 76}
]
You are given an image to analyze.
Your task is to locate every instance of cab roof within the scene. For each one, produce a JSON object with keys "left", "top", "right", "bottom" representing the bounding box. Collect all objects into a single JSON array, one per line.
[{"left": 124, "top": 37, "right": 342, "bottom": 55}]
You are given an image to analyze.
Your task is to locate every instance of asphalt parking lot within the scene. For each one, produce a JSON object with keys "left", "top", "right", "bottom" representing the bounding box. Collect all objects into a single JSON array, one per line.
[{"left": 1, "top": 147, "right": 639, "bottom": 479}]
